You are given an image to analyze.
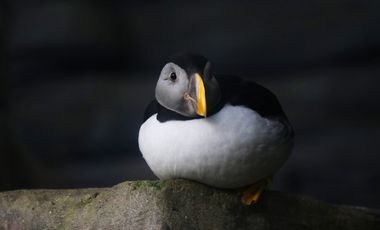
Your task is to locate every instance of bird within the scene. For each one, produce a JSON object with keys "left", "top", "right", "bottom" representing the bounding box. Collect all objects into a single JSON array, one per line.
[{"left": 138, "top": 53, "right": 294, "bottom": 205}]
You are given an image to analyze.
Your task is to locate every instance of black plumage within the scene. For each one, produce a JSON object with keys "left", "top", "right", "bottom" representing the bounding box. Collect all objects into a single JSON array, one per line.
[
  {"left": 143, "top": 53, "right": 293, "bottom": 137},
  {"left": 145, "top": 75, "right": 286, "bottom": 119}
]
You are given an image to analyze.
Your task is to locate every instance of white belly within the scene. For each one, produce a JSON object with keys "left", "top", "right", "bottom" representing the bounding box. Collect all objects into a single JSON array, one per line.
[{"left": 138, "top": 104, "right": 292, "bottom": 188}]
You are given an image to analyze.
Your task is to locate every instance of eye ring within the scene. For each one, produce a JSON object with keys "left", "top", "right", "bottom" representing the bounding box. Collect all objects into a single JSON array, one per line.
[{"left": 169, "top": 72, "right": 177, "bottom": 81}]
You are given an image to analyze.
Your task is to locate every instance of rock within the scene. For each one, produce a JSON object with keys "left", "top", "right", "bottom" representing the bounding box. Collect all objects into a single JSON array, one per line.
[{"left": 0, "top": 179, "right": 379, "bottom": 229}]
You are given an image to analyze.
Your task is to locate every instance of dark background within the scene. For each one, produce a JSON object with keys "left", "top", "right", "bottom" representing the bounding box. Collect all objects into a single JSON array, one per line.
[{"left": 1, "top": 0, "right": 380, "bottom": 209}]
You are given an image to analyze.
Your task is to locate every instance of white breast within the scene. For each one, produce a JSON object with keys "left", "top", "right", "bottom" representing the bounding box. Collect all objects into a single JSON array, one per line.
[{"left": 138, "top": 104, "right": 292, "bottom": 188}]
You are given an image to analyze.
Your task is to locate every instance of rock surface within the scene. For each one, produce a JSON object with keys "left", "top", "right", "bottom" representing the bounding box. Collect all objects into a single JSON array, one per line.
[{"left": 0, "top": 179, "right": 379, "bottom": 230}]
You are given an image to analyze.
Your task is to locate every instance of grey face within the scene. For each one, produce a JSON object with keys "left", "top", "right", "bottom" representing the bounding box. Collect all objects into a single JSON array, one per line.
[
  {"left": 155, "top": 63, "right": 197, "bottom": 117},
  {"left": 155, "top": 61, "right": 222, "bottom": 117}
]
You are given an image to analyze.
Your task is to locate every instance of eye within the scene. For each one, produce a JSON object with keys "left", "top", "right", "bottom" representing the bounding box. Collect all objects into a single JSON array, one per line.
[{"left": 169, "top": 72, "right": 177, "bottom": 81}]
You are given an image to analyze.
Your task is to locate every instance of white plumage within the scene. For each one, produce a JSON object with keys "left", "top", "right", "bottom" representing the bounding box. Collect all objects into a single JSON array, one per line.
[{"left": 138, "top": 104, "right": 292, "bottom": 188}]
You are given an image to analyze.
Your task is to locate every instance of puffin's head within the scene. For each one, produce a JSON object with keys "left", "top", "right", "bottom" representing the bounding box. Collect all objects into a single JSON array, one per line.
[{"left": 155, "top": 53, "right": 221, "bottom": 117}]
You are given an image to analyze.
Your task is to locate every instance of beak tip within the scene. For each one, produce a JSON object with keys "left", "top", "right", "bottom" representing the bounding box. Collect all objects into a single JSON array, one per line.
[{"left": 197, "top": 112, "right": 207, "bottom": 117}]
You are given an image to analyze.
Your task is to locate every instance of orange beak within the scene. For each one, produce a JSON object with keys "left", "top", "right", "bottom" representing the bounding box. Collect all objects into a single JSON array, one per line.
[{"left": 194, "top": 73, "right": 207, "bottom": 117}]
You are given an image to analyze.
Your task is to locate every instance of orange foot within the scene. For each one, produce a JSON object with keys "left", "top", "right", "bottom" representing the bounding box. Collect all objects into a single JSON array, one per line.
[{"left": 241, "top": 178, "right": 272, "bottom": 205}]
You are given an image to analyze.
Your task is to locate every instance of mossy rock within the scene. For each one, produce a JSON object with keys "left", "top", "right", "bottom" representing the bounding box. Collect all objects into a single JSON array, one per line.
[{"left": 0, "top": 179, "right": 379, "bottom": 229}]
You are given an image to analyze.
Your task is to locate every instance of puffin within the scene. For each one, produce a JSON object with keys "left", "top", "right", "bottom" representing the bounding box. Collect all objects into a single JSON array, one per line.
[{"left": 138, "top": 53, "right": 294, "bottom": 205}]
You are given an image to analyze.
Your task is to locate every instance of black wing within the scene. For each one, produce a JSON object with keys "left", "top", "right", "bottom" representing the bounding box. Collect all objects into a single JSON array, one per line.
[
  {"left": 216, "top": 75, "right": 294, "bottom": 138},
  {"left": 216, "top": 75, "right": 287, "bottom": 119}
]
